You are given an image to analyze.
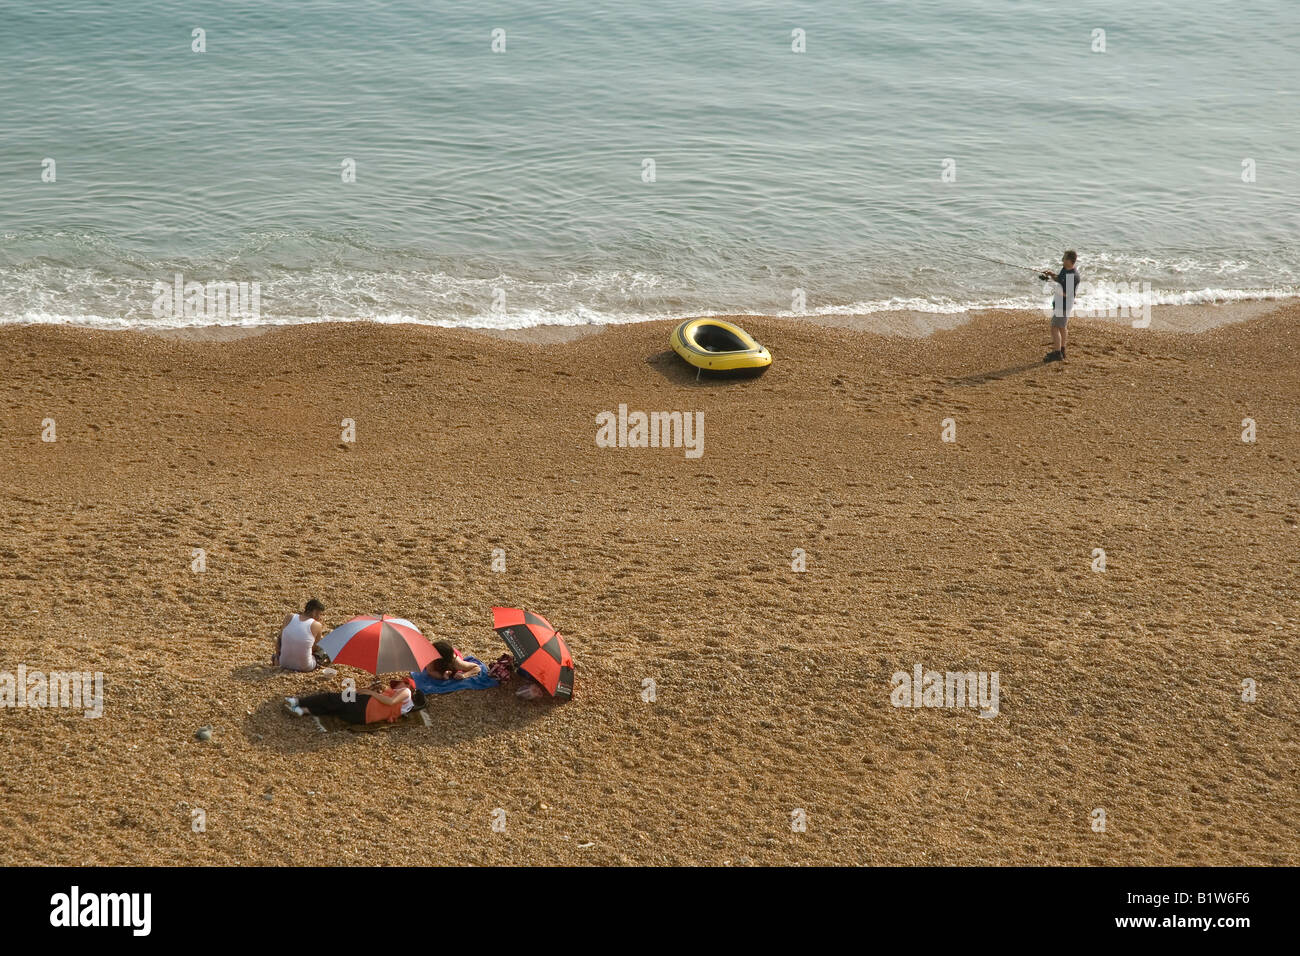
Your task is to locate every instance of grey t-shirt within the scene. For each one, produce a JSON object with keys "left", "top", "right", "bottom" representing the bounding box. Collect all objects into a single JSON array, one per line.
[{"left": 1052, "top": 267, "right": 1081, "bottom": 318}]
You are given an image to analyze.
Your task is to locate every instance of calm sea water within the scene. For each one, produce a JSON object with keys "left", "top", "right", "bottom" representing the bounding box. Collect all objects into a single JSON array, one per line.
[{"left": 2, "top": 0, "right": 1298, "bottom": 329}]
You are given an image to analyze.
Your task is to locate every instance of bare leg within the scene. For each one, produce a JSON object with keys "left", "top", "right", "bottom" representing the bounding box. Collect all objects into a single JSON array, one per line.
[
  {"left": 1051, "top": 327, "right": 1063, "bottom": 353},
  {"left": 1060, "top": 326, "right": 1068, "bottom": 357}
]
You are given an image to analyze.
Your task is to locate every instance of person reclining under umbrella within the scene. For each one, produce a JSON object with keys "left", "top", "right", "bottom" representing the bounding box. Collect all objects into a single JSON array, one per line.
[
  {"left": 422, "top": 640, "right": 482, "bottom": 681},
  {"left": 285, "top": 677, "right": 424, "bottom": 725}
]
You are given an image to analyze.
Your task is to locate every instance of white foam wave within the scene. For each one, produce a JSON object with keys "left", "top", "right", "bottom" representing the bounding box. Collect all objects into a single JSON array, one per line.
[
  {"left": 1, "top": 261, "right": 1295, "bottom": 331},
  {"left": 5, "top": 284, "right": 1295, "bottom": 333}
]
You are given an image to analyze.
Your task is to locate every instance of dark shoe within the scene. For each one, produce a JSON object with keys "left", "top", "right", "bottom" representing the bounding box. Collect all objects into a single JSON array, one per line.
[
  {"left": 1043, "top": 350, "right": 1061, "bottom": 363},
  {"left": 1060, "top": 346, "right": 1067, "bottom": 360}
]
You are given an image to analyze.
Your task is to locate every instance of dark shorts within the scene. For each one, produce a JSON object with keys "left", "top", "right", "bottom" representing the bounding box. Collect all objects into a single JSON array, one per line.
[
  {"left": 298, "top": 692, "right": 368, "bottom": 724},
  {"left": 1051, "top": 314, "right": 1069, "bottom": 329}
]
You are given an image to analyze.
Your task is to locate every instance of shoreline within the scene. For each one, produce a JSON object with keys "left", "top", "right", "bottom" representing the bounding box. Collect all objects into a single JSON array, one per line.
[{"left": 1, "top": 298, "right": 1291, "bottom": 345}]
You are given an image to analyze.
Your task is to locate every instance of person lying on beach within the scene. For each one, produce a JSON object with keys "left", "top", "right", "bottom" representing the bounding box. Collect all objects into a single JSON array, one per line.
[
  {"left": 284, "top": 677, "right": 424, "bottom": 725},
  {"left": 424, "top": 640, "right": 482, "bottom": 681},
  {"left": 515, "top": 672, "right": 546, "bottom": 700},
  {"left": 1039, "top": 250, "right": 1082, "bottom": 363},
  {"left": 273, "top": 599, "right": 326, "bottom": 672}
]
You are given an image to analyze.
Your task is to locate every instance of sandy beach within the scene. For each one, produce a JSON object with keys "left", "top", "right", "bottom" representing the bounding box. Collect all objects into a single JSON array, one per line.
[{"left": 1, "top": 304, "right": 1297, "bottom": 866}]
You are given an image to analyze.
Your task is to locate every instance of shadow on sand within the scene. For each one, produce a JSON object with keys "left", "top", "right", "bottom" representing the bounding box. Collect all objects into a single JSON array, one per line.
[
  {"left": 645, "top": 349, "right": 768, "bottom": 385},
  {"left": 244, "top": 686, "right": 556, "bottom": 754},
  {"left": 948, "top": 360, "right": 1045, "bottom": 387},
  {"left": 230, "top": 663, "right": 281, "bottom": 683}
]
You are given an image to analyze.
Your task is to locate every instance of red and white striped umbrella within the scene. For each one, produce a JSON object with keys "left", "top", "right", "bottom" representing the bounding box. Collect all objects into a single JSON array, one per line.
[{"left": 318, "top": 614, "right": 436, "bottom": 675}]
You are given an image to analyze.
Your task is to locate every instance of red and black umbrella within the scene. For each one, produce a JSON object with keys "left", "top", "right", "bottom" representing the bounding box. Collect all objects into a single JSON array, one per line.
[
  {"left": 318, "top": 614, "right": 436, "bottom": 674},
  {"left": 492, "top": 607, "right": 574, "bottom": 699}
]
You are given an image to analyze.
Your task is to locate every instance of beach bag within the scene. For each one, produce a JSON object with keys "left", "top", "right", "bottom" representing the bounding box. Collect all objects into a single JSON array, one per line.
[{"left": 488, "top": 654, "right": 515, "bottom": 682}]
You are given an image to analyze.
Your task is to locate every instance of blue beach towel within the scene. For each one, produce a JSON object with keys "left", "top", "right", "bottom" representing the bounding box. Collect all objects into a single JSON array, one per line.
[{"left": 410, "top": 656, "right": 499, "bottom": 695}]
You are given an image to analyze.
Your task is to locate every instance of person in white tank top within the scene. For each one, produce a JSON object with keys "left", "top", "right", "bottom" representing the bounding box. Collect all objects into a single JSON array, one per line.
[{"left": 274, "top": 599, "right": 325, "bottom": 671}]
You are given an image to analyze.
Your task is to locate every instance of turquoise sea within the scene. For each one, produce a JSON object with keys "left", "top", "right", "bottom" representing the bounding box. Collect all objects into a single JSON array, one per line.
[{"left": 1, "top": 0, "right": 1297, "bottom": 328}]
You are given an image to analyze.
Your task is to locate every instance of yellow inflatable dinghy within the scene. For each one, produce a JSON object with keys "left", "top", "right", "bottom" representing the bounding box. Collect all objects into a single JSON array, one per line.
[{"left": 670, "top": 318, "right": 771, "bottom": 373}]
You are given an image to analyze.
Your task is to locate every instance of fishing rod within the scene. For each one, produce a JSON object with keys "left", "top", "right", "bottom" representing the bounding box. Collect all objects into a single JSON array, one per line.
[{"left": 969, "top": 252, "right": 1046, "bottom": 274}]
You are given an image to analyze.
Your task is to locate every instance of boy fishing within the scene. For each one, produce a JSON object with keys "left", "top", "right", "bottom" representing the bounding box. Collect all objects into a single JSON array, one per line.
[{"left": 1039, "top": 250, "right": 1081, "bottom": 362}]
